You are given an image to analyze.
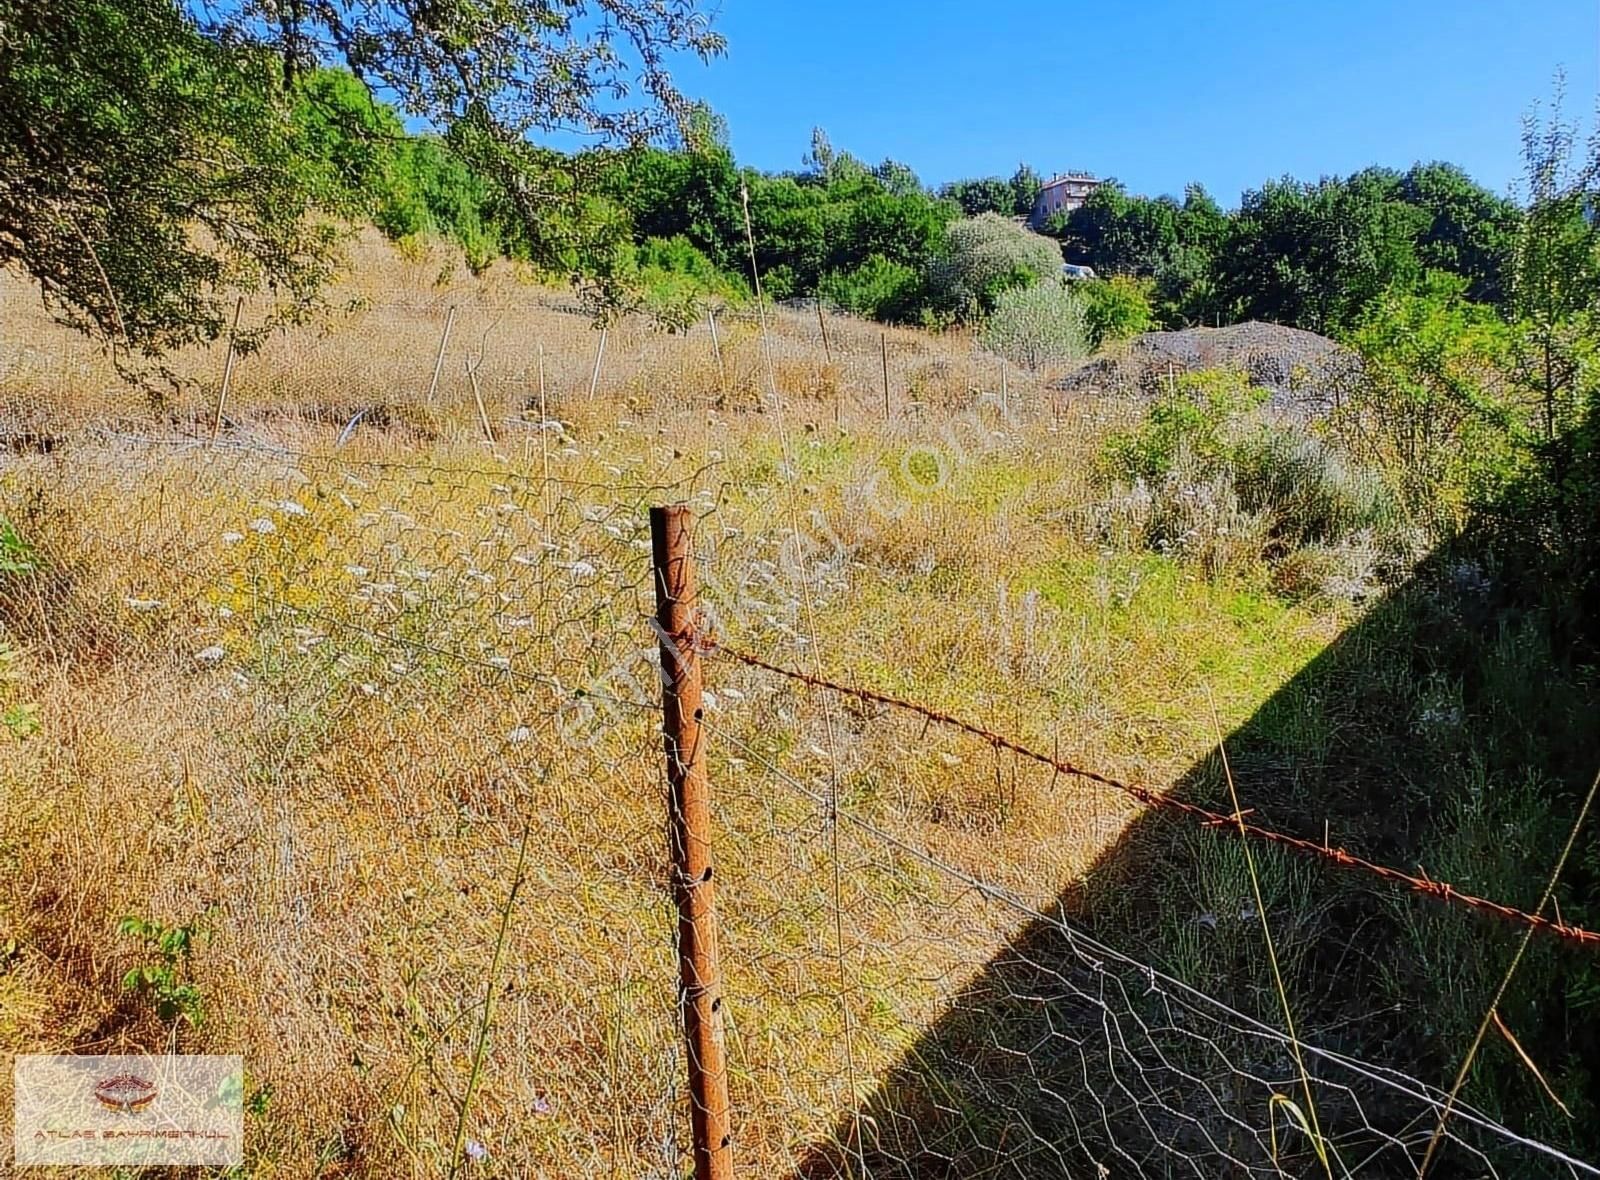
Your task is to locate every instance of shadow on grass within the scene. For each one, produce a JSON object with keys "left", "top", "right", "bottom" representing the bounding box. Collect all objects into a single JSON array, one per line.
[{"left": 794, "top": 484, "right": 1600, "bottom": 1177}]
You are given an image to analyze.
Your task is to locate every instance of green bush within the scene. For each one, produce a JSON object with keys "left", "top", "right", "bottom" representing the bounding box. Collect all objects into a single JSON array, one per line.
[
  {"left": 928, "top": 213, "right": 1063, "bottom": 320},
  {"left": 619, "top": 234, "right": 748, "bottom": 332},
  {"left": 1081, "top": 275, "right": 1155, "bottom": 348},
  {"left": 1103, "top": 370, "right": 1268, "bottom": 484},
  {"left": 818, "top": 255, "right": 925, "bottom": 322},
  {"left": 981, "top": 280, "right": 1089, "bottom": 370},
  {"left": 1102, "top": 370, "right": 1395, "bottom": 581}
]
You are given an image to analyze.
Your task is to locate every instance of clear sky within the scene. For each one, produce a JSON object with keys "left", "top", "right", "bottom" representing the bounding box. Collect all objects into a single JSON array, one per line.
[{"left": 674, "top": 0, "right": 1599, "bottom": 205}]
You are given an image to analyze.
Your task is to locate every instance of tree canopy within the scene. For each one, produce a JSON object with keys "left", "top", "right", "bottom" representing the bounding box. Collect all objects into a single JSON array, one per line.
[{"left": 0, "top": 0, "right": 724, "bottom": 355}]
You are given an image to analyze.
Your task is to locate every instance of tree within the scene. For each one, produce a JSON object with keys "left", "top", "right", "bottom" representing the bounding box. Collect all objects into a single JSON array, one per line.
[
  {"left": 0, "top": 0, "right": 725, "bottom": 355},
  {"left": 1401, "top": 161, "right": 1520, "bottom": 305},
  {"left": 1009, "top": 163, "right": 1044, "bottom": 218},
  {"left": 1081, "top": 276, "right": 1155, "bottom": 348},
  {"left": 0, "top": 0, "right": 342, "bottom": 364},
  {"left": 928, "top": 212, "right": 1062, "bottom": 319},
  {"left": 1216, "top": 171, "right": 1426, "bottom": 334},
  {"left": 940, "top": 177, "right": 1012, "bottom": 217}
]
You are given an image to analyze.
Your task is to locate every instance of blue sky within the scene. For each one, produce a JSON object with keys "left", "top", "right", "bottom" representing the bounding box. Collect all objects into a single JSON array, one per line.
[{"left": 674, "top": 0, "right": 1598, "bottom": 205}]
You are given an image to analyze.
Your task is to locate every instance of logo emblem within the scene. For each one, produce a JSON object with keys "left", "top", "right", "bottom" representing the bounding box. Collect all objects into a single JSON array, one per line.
[{"left": 92, "top": 1073, "right": 157, "bottom": 1113}]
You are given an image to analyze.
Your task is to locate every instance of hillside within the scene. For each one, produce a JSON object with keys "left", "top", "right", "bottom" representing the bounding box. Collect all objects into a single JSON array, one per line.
[{"left": 1, "top": 236, "right": 1597, "bottom": 1177}]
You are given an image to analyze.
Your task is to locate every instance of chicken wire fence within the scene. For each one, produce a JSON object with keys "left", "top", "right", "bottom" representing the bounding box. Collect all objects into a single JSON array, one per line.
[
  {"left": 1, "top": 429, "right": 1595, "bottom": 1179},
  {"left": 1, "top": 290, "right": 1032, "bottom": 443}
]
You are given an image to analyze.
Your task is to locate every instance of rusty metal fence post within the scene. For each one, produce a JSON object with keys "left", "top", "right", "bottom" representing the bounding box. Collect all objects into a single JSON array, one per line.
[{"left": 649, "top": 505, "right": 734, "bottom": 1180}]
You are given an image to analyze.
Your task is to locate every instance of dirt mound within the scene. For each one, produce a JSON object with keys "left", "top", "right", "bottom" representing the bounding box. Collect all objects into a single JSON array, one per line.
[{"left": 1056, "top": 321, "right": 1361, "bottom": 416}]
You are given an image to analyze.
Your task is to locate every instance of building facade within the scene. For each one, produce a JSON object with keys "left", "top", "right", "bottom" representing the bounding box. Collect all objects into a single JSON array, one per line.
[{"left": 1030, "top": 173, "right": 1103, "bottom": 228}]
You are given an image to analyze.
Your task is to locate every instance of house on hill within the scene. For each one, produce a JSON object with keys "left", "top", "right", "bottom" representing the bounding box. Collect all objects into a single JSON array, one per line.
[{"left": 1030, "top": 173, "right": 1103, "bottom": 228}]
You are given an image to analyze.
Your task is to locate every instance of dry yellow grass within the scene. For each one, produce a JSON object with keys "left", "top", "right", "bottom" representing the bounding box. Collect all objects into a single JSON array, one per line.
[{"left": 0, "top": 235, "right": 1351, "bottom": 1176}]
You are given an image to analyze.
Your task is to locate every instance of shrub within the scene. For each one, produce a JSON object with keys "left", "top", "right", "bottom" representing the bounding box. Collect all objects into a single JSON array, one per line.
[
  {"left": 819, "top": 255, "right": 926, "bottom": 322},
  {"left": 1232, "top": 422, "right": 1392, "bottom": 549},
  {"left": 1102, "top": 370, "right": 1268, "bottom": 483},
  {"left": 1081, "top": 275, "right": 1155, "bottom": 348},
  {"left": 928, "top": 213, "right": 1063, "bottom": 319},
  {"left": 981, "top": 281, "right": 1089, "bottom": 370},
  {"left": 1100, "top": 369, "right": 1396, "bottom": 585},
  {"left": 623, "top": 235, "right": 748, "bottom": 332}
]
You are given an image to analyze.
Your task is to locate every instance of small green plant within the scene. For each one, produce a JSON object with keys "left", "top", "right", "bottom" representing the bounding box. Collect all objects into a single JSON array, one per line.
[
  {"left": 0, "top": 517, "right": 35, "bottom": 574},
  {"left": 118, "top": 913, "right": 210, "bottom": 1026},
  {"left": 1101, "top": 370, "right": 1268, "bottom": 485}
]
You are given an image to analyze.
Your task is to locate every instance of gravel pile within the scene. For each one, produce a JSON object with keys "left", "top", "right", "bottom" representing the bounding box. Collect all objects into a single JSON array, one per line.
[{"left": 1056, "top": 321, "right": 1362, "bottom": 417}]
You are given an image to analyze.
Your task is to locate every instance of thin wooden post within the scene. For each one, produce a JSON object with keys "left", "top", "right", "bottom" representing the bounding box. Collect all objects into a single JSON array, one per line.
[
  {"left": 999, "top": 357, "right": 1009, "bottom": 419},
  {"left": 880, "top": 332, "right": 890, "bottom": 422},
  {"left": 464, "top": 357, "right": 496, "bottom": 444},
  {"left": 210, "top": 295, "right": 243, "bottom": 444},
  {"left": 650, "top": 506, "right": 733, "bottom": 1180},
  {"left": 425, "top": 305, "right": 457, "bottom": 406},
  {"left": 707, "top": 309, "right": 726, "bottom": 394},
  {"left": 587, "top": 326, "right": 608, "bottom": 399},
  {"left": 816, "top": 298, "right": 833, "bottom": 365}
]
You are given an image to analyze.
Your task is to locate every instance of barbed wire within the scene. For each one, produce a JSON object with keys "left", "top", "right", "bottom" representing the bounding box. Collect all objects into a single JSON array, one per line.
[{"left": 705, "top": 640, "right": 1600, "bottom": 951}]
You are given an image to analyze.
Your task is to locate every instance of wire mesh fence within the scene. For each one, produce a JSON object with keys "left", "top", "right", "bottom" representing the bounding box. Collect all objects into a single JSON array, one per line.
[{"left": 2, "top": 288, "right": 1598, "bottom": 1175}]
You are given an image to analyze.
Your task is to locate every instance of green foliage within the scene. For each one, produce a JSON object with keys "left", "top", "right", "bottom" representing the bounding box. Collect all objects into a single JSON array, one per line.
[
  {"left": 981, "top": 280, "right": 1089, "bottom": 370},
  {"left": 1081, "top": 275, "right": 1155, "bottom": 348},
  {"left": 1340, "top": 272, "right": 1520, "bottom": 527},
  {"left": 1053, "top": 166, "right": 1521, "bottom": 334},
  {"left": 0, "top": 518, "right": 35, "bottom": 575},
  {"left": 1103, "top": 371, "right": 1270, "bottom": 484},
  {"left": 118, "top": 912, "right": 210, "bottom": 1026},
  {"left": 929, "top": 213, "right": 1063, "bottom": 319},
  {"left": 1222, "top": 169, "right": 1429, "bottom": 335},
  {"left": 819, "top": 255, "right": 926, "bottom": 323},
  {"left": 0, "top": 0, "right": 725, "bottom": 351},
  {"left": 1103, "top": 371, "right": 1391, "bottom": 570},
  {"left": 624, "top": 234, "right": 747, "bottom": 332},
  {"left": 0, "top": 0, "right": 343, "bottom": 361},
  {"left": 940, "top": 177, "right": 1013, "bottom": 217}
]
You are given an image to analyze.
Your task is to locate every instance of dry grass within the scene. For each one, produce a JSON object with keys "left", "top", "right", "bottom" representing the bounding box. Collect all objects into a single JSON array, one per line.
[{"left": 0, "top": 235, "right": 1353, "bottom": 1177}]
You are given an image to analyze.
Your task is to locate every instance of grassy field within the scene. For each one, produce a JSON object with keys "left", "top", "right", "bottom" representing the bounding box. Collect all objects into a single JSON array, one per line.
[{"left": 1, "top": 237, "right": 1591, "bottom": 1177}]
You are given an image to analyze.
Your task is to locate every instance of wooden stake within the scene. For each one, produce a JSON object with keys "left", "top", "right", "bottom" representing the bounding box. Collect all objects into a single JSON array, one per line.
[
  {"left": 587, "top": 326, "right": 608, "bottom": 399},
  {"left": 465, "top": 357, "right": 496, "bottom": 444},
  {"left": 816, "top": 298, "right": 833, "bottom": 365},
  {"left": 707, "top": 309, "right": 726, "bottom": 395},
  {"left": 650, "top": 506, "right": 734, "bottom": 1180},
  {"left": 537, "top": 341, "right": 550, "bottom": 479},
  {"left": 880, "top": 332, "right": 891, "bottom": 422},
  {"left": 210, "top": 295, "right": 243, "bottom": 445},
  {"left": 425, "top": 305, "right": 457, "bottom": 406}
]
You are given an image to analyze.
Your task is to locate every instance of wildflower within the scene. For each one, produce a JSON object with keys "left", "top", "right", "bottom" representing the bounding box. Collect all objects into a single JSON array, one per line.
[
  {"left": 465, "top": 1139, "right": 489, "bottom": 1162},
  {"left": 124, "top": 597, "right": 164, "bottom": 611},
  {"left": 221, "top": 531, "right": 244, "bottom": 545},
  {"left": 195, "top": 645, "right": 226, "bottom": 665},
  {"left": 249, "top": 518, "right": 276, "bottom": 535}
]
